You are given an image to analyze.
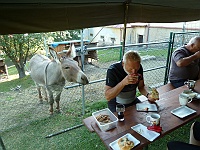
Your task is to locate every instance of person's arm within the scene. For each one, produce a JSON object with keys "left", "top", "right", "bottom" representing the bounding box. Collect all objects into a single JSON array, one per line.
[
  {"left": 176, "top": 51, "right": 200, "bottom": 67},
  {"left": 105, "top": 74, "right": 138, "bottom": 101},
  {"left": 105, "top": 83, "right": 125, "bottom": 101},
  {"left": 137, "top": 79, "right": 148, "bottom": 98}
]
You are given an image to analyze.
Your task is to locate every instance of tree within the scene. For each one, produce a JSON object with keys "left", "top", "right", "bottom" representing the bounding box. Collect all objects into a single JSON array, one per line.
[
  {"left": 0, "top": 30, "right": 80, "bottom": 79},
  {"left": 46, "top": 30, "right": 80, "bottom": 42},
  {"left": 0, "top": 33, "right": 44, "bottom": 78}
]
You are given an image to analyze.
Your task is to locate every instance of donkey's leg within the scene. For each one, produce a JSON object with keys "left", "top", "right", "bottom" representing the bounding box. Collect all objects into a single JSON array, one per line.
[
  {"left": 47, "top": 89, "right": 54, "bottom": 115},
  {"left": 36, "top": 84, "right": 43, "bottom": 103},
  {"left": 42, "top": 86, "right": 48, "bottom": 102},
  {"left": 55, "top": 92, "right": 62, "bottom": 113}
]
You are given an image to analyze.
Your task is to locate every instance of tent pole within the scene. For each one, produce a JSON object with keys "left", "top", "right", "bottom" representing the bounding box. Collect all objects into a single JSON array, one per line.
[{"left": 122, "top": 1, "right": 129, "bottom": 56}]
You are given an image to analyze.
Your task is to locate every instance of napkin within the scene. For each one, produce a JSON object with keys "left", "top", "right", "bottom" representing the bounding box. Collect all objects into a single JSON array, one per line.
[
  {"left": 147, "top": 125, "right": 162, "bottom": 133},
  {"left": 137, "top": 95, "right": 148, "bottom": 102}
]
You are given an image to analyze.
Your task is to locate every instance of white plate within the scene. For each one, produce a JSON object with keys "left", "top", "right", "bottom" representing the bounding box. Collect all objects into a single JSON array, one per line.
[
  {"left": 136, "top": 103, "right": 158, "bottom": 112},
  {"left": 109, "top": 133, "right": 140, "bottom": 150},
  {"left": 171, "top": 106, "right": 196, "bottom": 118},
  {"left": 131, "top": 124, "right": 160, "bottom": 142}
]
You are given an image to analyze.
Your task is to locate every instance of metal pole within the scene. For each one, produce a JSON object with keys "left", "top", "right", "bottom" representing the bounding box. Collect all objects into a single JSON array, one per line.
[
  {"left": 122, "top": 1, "right": 129, "bottom": 55},
  {"left": 164, "top": 32, "right": 174, "bottom": 84},
  {"left": 0, "top": 136, "right": 6, "bottom": 150},
  {"left": 80, "top": 29, "right": 86, "bottom": 115},
  {"left": 45, "top": 124, "right": 84, "bottom": 138}
]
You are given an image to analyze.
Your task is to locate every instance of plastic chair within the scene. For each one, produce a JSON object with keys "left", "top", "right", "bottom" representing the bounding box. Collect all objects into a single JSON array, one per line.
[
  {"left": 190, "top": 121, "right": 200, "bottom": 146},
  {"left": 167, "top": 121, "right": 200, "bottom": 150}
]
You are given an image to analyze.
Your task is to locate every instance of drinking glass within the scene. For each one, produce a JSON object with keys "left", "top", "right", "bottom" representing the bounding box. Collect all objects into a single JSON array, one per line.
[{"left": 116, "top": 104, "right": 125, "bottom": 121}]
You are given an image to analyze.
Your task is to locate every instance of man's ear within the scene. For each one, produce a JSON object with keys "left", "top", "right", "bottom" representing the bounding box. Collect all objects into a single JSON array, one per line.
[
  {"left": 122, "top": 61, "right": 124, "bottom": 67},
  {"left": 191, "top": 43, "right": 195, "bottom": 49}
]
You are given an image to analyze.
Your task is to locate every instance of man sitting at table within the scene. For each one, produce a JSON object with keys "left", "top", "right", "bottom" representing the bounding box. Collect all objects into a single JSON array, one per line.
[
  {"left": 104, "top": 50, "right": 158, "bottom": 112},
  {"left": 169, "top": 36, "right": 200, "bottom": 88}
]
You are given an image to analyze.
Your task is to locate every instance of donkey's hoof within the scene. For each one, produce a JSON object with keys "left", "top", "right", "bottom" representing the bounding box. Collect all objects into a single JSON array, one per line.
[{"left": 55, "top": 109, "right": 61, "bottom": 113}]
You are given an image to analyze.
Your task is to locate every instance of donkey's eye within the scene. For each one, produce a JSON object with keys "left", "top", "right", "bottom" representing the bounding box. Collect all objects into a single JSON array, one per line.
[{"left": 65, "top": 66, "right": 70, "bottom": 69}]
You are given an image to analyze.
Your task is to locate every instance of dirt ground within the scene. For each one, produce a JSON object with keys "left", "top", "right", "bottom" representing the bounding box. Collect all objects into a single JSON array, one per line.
[
  {"left": 0, "top": 62, "right": 108, "bottom": 132},
  {"left": 0, "top": 59, "right": 166, "bottom": 132}
]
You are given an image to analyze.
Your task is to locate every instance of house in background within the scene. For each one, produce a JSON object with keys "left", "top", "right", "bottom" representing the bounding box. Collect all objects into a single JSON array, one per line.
[{"left": 83, "top": 20, "right": 200, "bottom": 46}]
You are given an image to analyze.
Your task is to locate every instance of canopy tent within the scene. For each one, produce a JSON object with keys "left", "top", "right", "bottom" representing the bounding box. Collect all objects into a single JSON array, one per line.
[{"left": 1, "top": 0, "right": 200, "bottom": 34}]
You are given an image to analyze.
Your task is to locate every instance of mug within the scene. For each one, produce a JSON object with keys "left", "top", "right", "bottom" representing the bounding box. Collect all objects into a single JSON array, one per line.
[
  {"left": 184, "top": 80, "right": 196, "bottom": 90},
  {"left": 146, "top": 113, "right": 160, "bottom": 126},
  {"left": 179, "top": 93, "right": 192, "bottom": 106}
]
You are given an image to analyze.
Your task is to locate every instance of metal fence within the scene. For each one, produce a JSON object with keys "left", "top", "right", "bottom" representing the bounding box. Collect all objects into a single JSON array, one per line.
[
  {"left": 1, "top": 31, "right": 200, "bottom": 134},
  {"left": 164, "top": 31, "right": 200, "bottom": 83}
]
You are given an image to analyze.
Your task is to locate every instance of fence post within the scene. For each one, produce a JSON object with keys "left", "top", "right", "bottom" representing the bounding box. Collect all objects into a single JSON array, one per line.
[
  {"left": 164, "top": 32, "right": 174, "bottom": 84},
  {"left": 120, "top": 41, "right": 123, "bottom": 60},
  {"left": 80, "top": 29, "right": 86, "bottom": 115}
]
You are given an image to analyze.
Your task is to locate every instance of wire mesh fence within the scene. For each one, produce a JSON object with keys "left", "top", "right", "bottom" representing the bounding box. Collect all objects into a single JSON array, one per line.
[{"left": 1, "top": 31, "right": 200, "bottom": 134}]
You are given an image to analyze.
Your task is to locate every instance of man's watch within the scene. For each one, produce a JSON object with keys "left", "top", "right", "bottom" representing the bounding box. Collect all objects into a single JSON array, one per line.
[{"left": 146, "top": 93, "right": 149, "bottom": 98}]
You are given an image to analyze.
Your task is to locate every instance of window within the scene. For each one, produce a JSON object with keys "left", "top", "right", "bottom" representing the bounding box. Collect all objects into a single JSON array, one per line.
[
  {"left": 100, "top": 36, "right": 105, "bottom": 42},
  {"left": 110, "top": 38, "right": 116, "bottom": 45}
]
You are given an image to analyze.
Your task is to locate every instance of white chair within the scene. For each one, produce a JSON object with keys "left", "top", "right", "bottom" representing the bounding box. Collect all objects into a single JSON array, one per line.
[{"left": 167, "top": 121, "right": 200, "bottom": 150}]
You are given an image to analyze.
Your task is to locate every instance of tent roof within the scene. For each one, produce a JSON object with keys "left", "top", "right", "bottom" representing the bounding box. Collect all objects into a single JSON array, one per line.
[{"left": 1, "top": 0, "right": 200, "bottom": 34}]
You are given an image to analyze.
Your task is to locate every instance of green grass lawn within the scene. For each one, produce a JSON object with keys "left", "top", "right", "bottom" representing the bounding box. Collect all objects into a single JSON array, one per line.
[
  {"left": 1, "top": 108, "right": 199, "bottom": 150},
  {"left": 1, "top": 53, "right": 200, "bottom": 150}
]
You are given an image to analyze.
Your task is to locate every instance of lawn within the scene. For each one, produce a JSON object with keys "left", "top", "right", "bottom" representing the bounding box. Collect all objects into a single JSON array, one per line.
[
  {"left": 1, "top": 53, "right": 200, "bottom": 150},
  {"left": 1, "top": 74, "right": 200, "bottom": 150}
]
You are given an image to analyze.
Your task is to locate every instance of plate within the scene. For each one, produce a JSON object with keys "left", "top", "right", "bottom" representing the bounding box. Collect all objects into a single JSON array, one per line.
[
  {"left": 171, "top": 106, "right": 196, "bottom": 118},
  {"left": 136, "top": 103, "right": 158, "bottom": 112},
  {"left": 131, "top": 124, "right": 160, "bottom": 142},
  {"left": 109, "top": 133, "right": 140, "bottom": 150}
]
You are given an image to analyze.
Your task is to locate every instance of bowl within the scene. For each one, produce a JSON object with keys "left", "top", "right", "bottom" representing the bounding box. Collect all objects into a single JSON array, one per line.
[{"left": 92, "top": 108, "right": 118, "bottom": 132}]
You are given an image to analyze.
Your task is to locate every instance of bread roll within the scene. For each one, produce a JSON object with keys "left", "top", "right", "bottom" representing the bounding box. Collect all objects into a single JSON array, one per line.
[
  {"left": 151, "top": 88, "right": 159, "bottom": 100},
  {"left": 118, "top": 137, "right": 134, "bottom": 150}
]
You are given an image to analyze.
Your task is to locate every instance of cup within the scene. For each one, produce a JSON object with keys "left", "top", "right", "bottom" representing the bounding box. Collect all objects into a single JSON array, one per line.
[
  {"left": 116, "top": 104, "right": 125, "bottom": 121},
  {"left": 146, "top": 113, "right": 160, "bottom": 126},
  {"left": 179, "top": 93, "right": 192, "bottom": 106},
  {"left": 184, "top": 80, "right": 196, "bottom": 90},
  {"left": 130, "top": 73, "right": 141, "bottom": 80}
]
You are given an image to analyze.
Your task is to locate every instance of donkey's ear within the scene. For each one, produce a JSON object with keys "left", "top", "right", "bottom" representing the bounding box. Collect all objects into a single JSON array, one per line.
[
  {"left": 66, "top": 43, "right": 76, "bottom": 58},
  {"left": 49, "top": 47, "right": 60, "bottom": 62}
]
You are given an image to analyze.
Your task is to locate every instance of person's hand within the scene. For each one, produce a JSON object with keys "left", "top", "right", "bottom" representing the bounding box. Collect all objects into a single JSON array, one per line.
[
  {"left": 122, "top": 74, "right": 139, "bottom": 85},
  {"left": 194, "top": 51, "right": 200, "bottom": 58},
  {"left": 147, "top": 93, "right": 158, "bottom": 102}
]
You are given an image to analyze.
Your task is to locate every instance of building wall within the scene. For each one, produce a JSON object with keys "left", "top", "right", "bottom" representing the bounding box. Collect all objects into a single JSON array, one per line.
[
  {"left": 83, "top": 21, "right": 200, "bottom": 46},
  {"left": 148, "top": 27, "right": 183, "bottom": 42},
  {"left": 83, "top": 27, "right": 121, "bottom": 46}
]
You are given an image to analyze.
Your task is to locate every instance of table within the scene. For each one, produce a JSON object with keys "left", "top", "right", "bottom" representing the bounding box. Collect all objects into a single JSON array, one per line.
[{"left": 83, "top": 80, "right": 200, "bottom": 150}]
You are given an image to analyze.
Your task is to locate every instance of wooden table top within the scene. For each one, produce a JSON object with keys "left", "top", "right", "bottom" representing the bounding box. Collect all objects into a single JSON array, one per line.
[{"left": 83, "top": 80, "right": 200, "bottom": 150}]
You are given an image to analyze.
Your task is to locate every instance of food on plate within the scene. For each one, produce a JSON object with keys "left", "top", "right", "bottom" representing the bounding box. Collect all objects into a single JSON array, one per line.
[
  {"left": 151, "top": 88, "right": 159, "bottom": 100},
  {"left": 143, "top": 107, "right": 149, "bottom": 111},
  {"left": 96, "top": 114, "right": 111, "bottom": 124},
  {"left": 118, "top": 137, "right": 134, "bottom": 150}
]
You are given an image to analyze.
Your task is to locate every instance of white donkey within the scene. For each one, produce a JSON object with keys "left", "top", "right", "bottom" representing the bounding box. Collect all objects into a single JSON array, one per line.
[{"left": 29, "top": 45, "right": 89, "bottom": 114}]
